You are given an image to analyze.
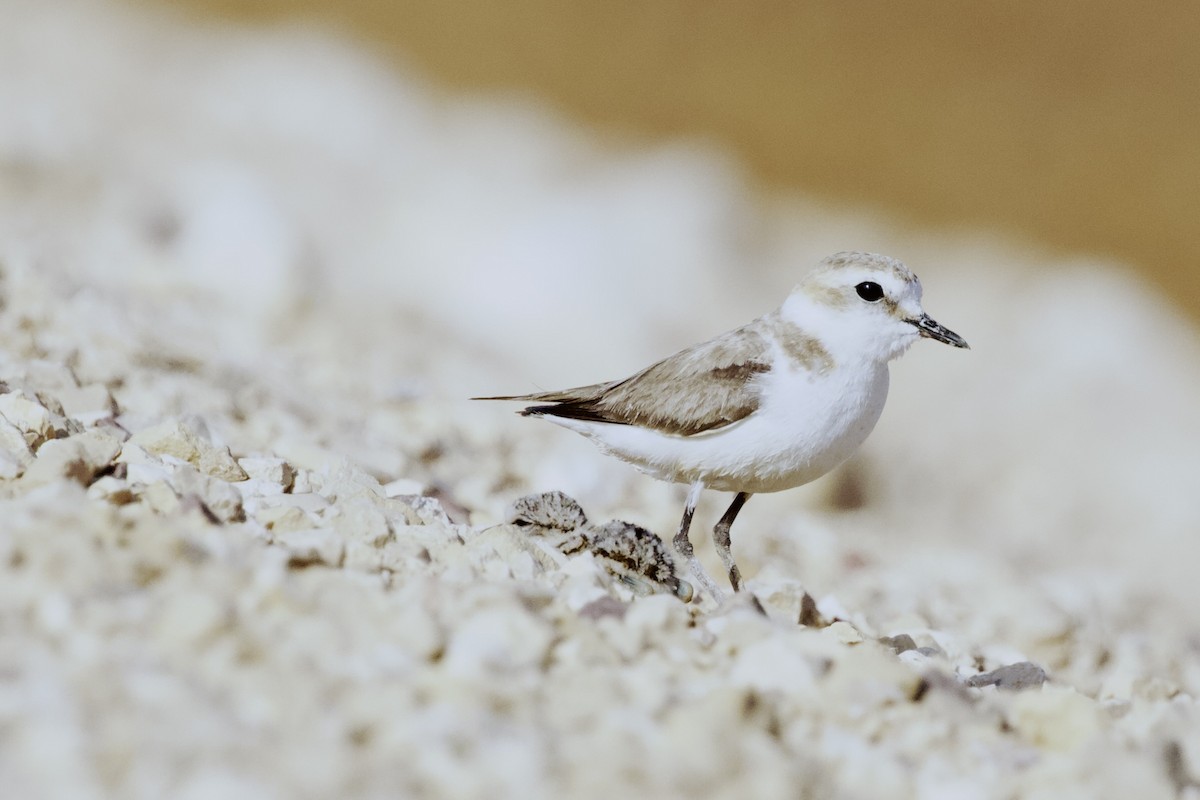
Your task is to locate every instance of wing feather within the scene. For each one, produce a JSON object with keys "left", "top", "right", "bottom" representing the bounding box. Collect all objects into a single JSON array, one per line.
[{"left": 503, "top": 320, "right": 774, "bottom": 436}]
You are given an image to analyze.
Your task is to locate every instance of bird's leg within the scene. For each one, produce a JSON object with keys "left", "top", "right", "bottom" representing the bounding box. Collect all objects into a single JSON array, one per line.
[
  {"left": 674, "top": 480, "right": 723, "bottom": 603},
  {"left": 713, "top": 492, "right": 751, "bottom": 591},
  {"left": 672, "top": 480, "right": 703, "bottom": 558}
]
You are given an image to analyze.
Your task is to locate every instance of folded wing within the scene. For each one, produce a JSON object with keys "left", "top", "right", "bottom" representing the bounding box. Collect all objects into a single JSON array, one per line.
[{"left": 478, "top": 322, "right": 773, "bottom": 437}]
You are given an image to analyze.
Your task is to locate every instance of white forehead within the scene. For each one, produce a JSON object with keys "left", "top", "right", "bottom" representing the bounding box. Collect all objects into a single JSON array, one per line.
[
  {"left": 818, "top": 251, "right": 911, "bottom": 279},
  {"left": 812, "top": 251, "right": 921, "bottom": 294}
]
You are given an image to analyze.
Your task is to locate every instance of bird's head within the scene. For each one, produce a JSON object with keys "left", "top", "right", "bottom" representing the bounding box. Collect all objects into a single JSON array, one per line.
[{"left": 784, "top": 251, "right": 969, "bottom": 362}]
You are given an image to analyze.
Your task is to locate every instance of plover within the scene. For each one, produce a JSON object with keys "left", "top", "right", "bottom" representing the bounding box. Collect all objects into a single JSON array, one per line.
[
  {"left": 507, "top": 491, "right": 694, "bottom": 600},
  {"left": 480, "top": 252, "right": 967, "bottom": 601}
]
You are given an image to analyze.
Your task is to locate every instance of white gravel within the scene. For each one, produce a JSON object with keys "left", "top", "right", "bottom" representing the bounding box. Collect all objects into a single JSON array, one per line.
[{"left": 1, "top": 1, "right": 1198, "bottom": 798}]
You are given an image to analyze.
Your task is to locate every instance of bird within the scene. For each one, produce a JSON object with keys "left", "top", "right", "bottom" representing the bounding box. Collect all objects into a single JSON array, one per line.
[
  {"left": 477, "top": 252, "right": 968, "bottom": 602},
  {"left": 506, "top": 490, "right": 694, "bottom": 601}
]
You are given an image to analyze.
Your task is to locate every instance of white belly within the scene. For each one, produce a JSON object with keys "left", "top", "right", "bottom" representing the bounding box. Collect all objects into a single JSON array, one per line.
[{"left": 547, "top": 361, "right": 891, "bottom": 494}]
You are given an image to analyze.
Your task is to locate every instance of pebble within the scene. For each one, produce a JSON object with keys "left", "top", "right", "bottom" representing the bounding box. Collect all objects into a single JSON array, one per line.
[
  {"left": 965, "top": 661, "right": 1048, "bottom": 691},
  {"left": 0, "top": 419, "right": 34, "bottom": 474},
  {"left": 238, "top": 456, "right": 295, "bottom": 491},
  {"left": 1010, "top": 686, "right": 1105, "bottom": 751},
  {"left": 274, "top": 529, "right": 345, "bottom": 568},
  {"left": 825, "top": 620, "right": 865, "bottom": 645},
  {"left": 129, "top": 418, "right": 248, "bottom": 482},
  {"left": 21, "top": 429, "right": 122, "bottom": 488},
  {"left": 0, "top": 390, "right": 74, "bottom": 447},
  {"left": 57, "top": 383, "right": 118, "bottom": 425}
]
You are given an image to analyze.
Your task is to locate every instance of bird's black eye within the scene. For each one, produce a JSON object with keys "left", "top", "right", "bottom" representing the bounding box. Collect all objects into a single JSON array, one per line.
[{"left": 855, "top": 281, "right": 885, "bottom": 302}]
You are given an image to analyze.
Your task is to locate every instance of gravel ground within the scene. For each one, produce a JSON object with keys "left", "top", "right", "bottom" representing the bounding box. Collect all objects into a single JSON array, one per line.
[{"left": 2, "top": 2, "right": 1199, "bottom": 798}]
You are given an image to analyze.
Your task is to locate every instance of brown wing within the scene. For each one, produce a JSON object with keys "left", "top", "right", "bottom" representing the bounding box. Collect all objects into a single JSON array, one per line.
[{"left": 494, "top": 321, "right": 773, "bottom": 436}]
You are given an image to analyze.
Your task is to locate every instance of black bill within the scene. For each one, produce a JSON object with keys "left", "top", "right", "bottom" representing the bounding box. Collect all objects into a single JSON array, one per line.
[{"left": 908, "top": 314, "right": 969, "bottom": 349}]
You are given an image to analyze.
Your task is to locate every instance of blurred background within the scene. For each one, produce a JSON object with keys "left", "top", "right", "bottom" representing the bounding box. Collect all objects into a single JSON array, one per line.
[{"left": 165, "top": 0, "right": 1200, "bottom": 318}]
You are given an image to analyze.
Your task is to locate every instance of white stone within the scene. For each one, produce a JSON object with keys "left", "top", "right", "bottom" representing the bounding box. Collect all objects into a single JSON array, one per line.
[
  {"left": 237, "top": 456, "right": 295, "bottom": 490},
  {"left": 1010, "top": 686, "right": 1105, "bottom": 751},
  {"left": 167, "top": 464, "right": 244, "bottom": 523},
  {"left": 329, "top": 500, "right": 392, "bottom": 547},
  {"left": 0, "top": 391, "right": 72, "bottom": 446},
  {"left": 728, "top": 634, "right": 819, "bottom": 695},
  {"left": 824, "top": 620, "right": 865, "bottom": 645},
  {"left": 0, "top": 416, "right": 34, "bottom": 467},
  {"left": 233, "top": 477, "right": 288, "bottom": 499},
  {"left": 0, "top": 449, "right": 23, "bottom": 479},
  {"left": 141, "top": 480, "right": 181, "bottom": 515},
  {"left": 274, "top": 529, "right": 345, "bottom": 567},
  {"left": 21, "top": 429, "right": 121, "bottom": 488},
  {"left": 124, "top": 460, "right": 175, "bottom": 487},
  {"left": 57, "top": 383, "right": 117, "bottom": 425},
  {"left": 86, "top": 476, "right": 137, "bottom": 505},
  {"left": 254, "top": 504, "right": 311, "bottom": 532},
  {"left": 129, "top": 418, "right": 248, "bottom": 481}
]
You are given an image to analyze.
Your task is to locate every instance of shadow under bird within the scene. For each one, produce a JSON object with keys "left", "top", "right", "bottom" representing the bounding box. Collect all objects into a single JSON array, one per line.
[{"left": 477, "top": 251, "right": 968, "bottom": 602}]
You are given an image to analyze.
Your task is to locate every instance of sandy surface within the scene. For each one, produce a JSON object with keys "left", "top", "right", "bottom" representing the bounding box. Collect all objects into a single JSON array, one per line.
[{"left": 1, "top": 2, "right": 1198, "bottom": 798}]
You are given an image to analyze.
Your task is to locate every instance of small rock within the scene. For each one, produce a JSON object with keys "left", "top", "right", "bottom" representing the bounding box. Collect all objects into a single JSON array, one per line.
[
  {"left": 824, "top": 620, "right": 864, "bottom": 645},
  {"left": 816, "top": 594, "right": 853, "bottom": 623},
  {"left": 880, "top": 634, "right": 919, "bottom": 655},
  {"left": 21, "top": 429, "right": 122, "bottom": 488},
  {"left": 57, "top": 383, "right": 118, "bottom": 425},
  {"left": 0, "top": 416, "right": 34, "bottom": 476},
  {"left": 197, "top": 446, "right": 249, "bottom": 482},
  {"left": 290, "top": 469, "right": 315, "bottom": 494},
  {"left": 0, "top": 390, "right": 73, "bottom": 447},
  {"left": 255, "top": 504, "right": 311, "bottom": 531},
  {"left": 18, "top": 359, "right": 79, "bottom": 393},
  {"left": 87, "top": 475, "right": 138, "bottom": 505},
  {"left": 142, "top": 480, "right": 182, "bottom": 515},
  {"left": 965, "top": 661, "right": 1047, "bottom": 691},
  {"left": 124, "top": 459, "right": 174, "bottom": 487},
  {"left": 313, "top": 460, "right": 384, "bottom": 503},
  {"left": 258, "top": 492, "right": 330, "bottom": 514},
  {"left": 129, "top": 418, "right": 248, "bottom": 481},
  {"left": 275, "top": 529, "right": 345, "bottom": 568},
  {"left": 167, "top": 465, "right": 244, "bottom": 523},
  {"left": 1010, "top": 685, "right": 1103, "bottom": 751},
  {"left": 467, "top": 526, "right": 557, "bottom": 577},
  {"left": 394, "top": 494, "right": 452, "bottom": 526},
  {"left": 234, "top": 477, "right": 289, "bottom": 500},
  {"left": 747, "top": 578, "right": 819, "bottom": 625},
  {"left": 342, "top": 540, "right": 384, "bottom": 572},
  {"left": 238, "top": 456, "right": 295, "bottom": 491},
  {"left": 330, "top": 500, "right": 392, "bottom": 547},
  {"left": 798, "top": 591, "right": 828, "bottom": 627},
  {"left": 0, "top": 449, "right": 23, "bottom": 479}
]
